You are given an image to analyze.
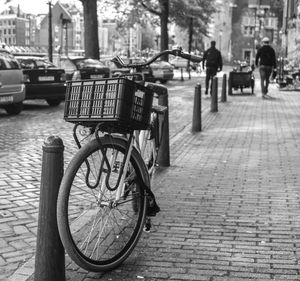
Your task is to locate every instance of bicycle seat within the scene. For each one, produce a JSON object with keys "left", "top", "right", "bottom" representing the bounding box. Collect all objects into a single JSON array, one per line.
[{"left": 146, "top": 82, "right": 168, "bottom": 96}]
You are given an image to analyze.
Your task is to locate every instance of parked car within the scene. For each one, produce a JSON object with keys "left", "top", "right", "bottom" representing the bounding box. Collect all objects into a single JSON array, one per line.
[
  {"left": 169, "top": 55, "right": 199, "bottom": 71},
  {"left": 148, "top": 60, "right": 174, "bottom": 83},
  {"left": 103, "top": 57, "right": 173, "bottom": 83},
  {"left": 119, "top": 57, "right": 152, "bottom": 81},
  {"left": 102, "top": 59, "right": 130, "bottom": 77},
  {"left": 169, "top": 56, "right": 187, "bottom": 69},
  {"left": 108, "top": 57, "right": 173, "bottom": 83},
  {"left": 0, "top": 49, "right": 25, "bottom": 115},
  {"left": 58, "top": 57, "right": 110, "bottom": 80},
  {"left": 15, "top": 55, "right": 66, "bottom": 106}
]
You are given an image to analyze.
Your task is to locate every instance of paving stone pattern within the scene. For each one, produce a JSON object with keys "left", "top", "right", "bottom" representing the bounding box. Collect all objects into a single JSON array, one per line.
[{"left": 2, "top": 79, "right": 300, "bottom": 281}]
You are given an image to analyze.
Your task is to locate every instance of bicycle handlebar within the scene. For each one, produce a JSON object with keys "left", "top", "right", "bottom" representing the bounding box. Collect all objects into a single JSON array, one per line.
[{"left": 111, "top": 48, "right": 203, "bottom": 69}]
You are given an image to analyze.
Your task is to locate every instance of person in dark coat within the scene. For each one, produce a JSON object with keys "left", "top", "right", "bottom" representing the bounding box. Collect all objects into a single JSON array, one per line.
[
  {"left": 202, "top": 40, "right": 223, "bottom": 95},
  {"left": 255, "top": 37, "right": 277, "bottom": 98}
]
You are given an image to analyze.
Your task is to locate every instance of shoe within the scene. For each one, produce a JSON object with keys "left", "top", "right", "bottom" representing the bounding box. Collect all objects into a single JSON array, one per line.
[
  {"left": 205, "top": 90, "right": 208, "bottom": 95},
  {"left": 262, "top": 94, "right": 266, "bottom": 99}
]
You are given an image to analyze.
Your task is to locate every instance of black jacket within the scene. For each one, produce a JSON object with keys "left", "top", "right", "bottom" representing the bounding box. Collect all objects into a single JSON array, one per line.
[
  {"left": 202, "top": 46, "right": 223, "bottom": 70},
  {"left": 255, "top": 45, "right": 277, "bottom": 68}
]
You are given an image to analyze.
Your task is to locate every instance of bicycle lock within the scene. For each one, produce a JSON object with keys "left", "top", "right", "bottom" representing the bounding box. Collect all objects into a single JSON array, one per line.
[{"left": 34, "top": 136, "right": 65, "bottom": 281}]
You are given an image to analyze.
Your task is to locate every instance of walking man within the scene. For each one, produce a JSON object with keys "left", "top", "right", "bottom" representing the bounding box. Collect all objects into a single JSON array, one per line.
[
  {"left": 255, "top": 37, "right": 277, "bottom": 98},
  {"left": 202, "top": 40, "right": 223, "bottom": 95}
]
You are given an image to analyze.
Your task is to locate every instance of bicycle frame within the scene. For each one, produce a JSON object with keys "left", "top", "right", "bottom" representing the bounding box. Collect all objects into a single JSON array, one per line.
[{"left": 135, "top": 114, "right": 157, "bottom": 176}]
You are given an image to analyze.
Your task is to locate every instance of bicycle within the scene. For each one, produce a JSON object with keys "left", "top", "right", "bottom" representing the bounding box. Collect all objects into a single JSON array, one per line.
[{"left": 56, "top": 48, "right": 202, "bottom": 272}]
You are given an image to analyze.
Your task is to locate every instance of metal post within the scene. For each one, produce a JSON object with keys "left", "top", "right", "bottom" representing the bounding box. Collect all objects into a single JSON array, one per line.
[
  {"left": 34, "top": 136, "right": 65, "bottom": 281},
  {"left": 211, "top": 77, "right": 218, "bottom": 112},
  {"left": 285, "top": 0, "right": 290, "bottom": 57},
  {"left": 221, "top": 73, "right": 227, "bottom": 102},
  {"left": 157, "top": 93, "right": 170, "bottom": 167},
  {"left": 65, "top": 22, "right": 68, "bottom": 56},
  {"left": 192, "top": 83, "right": 202, "bottom": 132},
  {"left": 180, "top": 68, "right": 184, "bottom": 81},
  {"left": 47, "top": 1, "right": 53, "bottom": 62}
]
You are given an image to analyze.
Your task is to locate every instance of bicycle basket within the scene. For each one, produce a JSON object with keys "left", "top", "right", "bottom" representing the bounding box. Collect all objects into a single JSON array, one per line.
[{"left": 64, "top": 78, "right": 154, "bottom": 131}]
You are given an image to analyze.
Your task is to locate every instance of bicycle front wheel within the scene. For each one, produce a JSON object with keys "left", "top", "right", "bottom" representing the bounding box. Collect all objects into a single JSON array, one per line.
[{"left": 57, "top": 136, "right": 148, "bottom": 272}]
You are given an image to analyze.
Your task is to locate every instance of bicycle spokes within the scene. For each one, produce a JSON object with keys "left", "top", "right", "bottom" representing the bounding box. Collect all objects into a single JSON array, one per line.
[{"left": 65, "top": 142, "right": 146, "bottom": 264}]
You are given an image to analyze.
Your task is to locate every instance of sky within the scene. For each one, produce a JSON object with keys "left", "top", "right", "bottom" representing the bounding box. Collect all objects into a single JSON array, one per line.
[{"left": 0, "top": 0, "right": 80, "bottom": 15}]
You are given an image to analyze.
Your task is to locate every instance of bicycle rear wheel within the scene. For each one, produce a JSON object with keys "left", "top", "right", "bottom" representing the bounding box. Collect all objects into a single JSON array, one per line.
[{"left": 57, "top": 135, "right": 148, "bottom": 272}]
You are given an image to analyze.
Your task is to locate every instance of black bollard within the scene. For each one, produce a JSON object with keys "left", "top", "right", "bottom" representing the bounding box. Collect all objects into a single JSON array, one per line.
[
  {"left": 228, "top": 72, "right": 233, "bottom": 95},
  {"left": 221, "top": 73, "right": 227, "bottom": 102},
  {"left": 192, "top": 83, "right": 202, "bottom": 132},
  {"left": 157, "top": 93, "right": 170, "bottom": 167},
  {"left": 34, "top": 136, "right": 65, "bottom": 281},
  {"left": 211, "top": 77, "right": 218, "bottom": 112}
]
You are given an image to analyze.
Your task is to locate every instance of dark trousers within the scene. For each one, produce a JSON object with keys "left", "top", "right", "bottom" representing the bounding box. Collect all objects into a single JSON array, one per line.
[
  {"left": 205, "top": 67, "right": 218, "bottom": 93},
  {"left": 259, "top": 65, "right": 273, "bottom": 95}
]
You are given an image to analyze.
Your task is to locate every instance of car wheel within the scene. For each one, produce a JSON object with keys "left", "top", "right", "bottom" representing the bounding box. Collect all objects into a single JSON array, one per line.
[
  {"left": 46, "top": 99, "right": 61, "bottom": 106},
  {"left": 4, "top": 102, "right": 23, "bottom": 115},
  {"left": 160, "top": 79, "right": 167, "bottom": 84}
]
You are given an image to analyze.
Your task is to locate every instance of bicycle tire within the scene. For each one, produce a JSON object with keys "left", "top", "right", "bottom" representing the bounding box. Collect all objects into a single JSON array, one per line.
[{"left": 57, "top": 135, "right": 149, "bottom": 272}]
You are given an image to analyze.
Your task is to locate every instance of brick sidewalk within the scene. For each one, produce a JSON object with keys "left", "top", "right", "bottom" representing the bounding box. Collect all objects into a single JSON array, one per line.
[{"left": 8, "top": 82, "right": 300, "bottom": 280}]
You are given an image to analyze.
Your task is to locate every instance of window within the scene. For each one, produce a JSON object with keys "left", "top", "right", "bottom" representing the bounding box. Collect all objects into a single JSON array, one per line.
[
  {"left": 265, "top": 17, "right": 277, "bottom": 29},
  {"left": 242, "top": 26, "right": 255, "bottom": 37},
  {"left": 242, "top": 15, "right": 255, "bottom": 37}
]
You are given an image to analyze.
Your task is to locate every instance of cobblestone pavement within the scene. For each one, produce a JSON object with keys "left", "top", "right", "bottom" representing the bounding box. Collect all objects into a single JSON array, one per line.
[{"left": 3, "top": 75, "right": 300, "bottom": 281}]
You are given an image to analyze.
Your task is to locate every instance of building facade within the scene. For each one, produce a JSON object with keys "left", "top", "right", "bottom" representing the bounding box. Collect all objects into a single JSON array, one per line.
[
  {"left": 203, "top": 0, "right": 235, "bottom": 63},
  {"left": 203, "top": 0, "right": 282, "bottom": 64},
  {"left": 283, "top": 0, "right": 300, "bottom": 66},
  {"left": 0, "top": 7, "right": 36, "bottom": 47},
  {"left": 231, "top": 0, "right": 282, "bottom": 64},
  {"left": 36, "top": 1, "right": 84, "bottom": 55},
  {"left": 0, "top": 1, "right": 143, "bottom": 59}
]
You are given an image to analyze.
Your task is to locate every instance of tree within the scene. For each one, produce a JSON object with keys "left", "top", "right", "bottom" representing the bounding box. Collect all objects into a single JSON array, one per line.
[
  {"left": 80, "top": 0, "right": 99, "bottom": 59},
  {"left": 98, "top": 0, "right": 216, "bottom": 59},
  {"left": 116, "top": 0, "right": 215, "bottom": 55},
  {"left": 169, "top": 0, "right": 216, "bottom": 54},
  {"left": 137, "top": 0, "right": 169, "bottom": 60},
  {"left": 103, "top": 0, "right": 169, "bottom": 59}
]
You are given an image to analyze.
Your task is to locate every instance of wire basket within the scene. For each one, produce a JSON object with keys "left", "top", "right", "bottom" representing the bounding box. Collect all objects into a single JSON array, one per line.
[{"left": 64, "top": 78, "right": 153, "bottom": 131}]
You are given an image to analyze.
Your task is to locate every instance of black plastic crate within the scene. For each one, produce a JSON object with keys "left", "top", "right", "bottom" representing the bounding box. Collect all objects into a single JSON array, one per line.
[{"left": 64, "top": 78, "right": 153, "bottom": 131}]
